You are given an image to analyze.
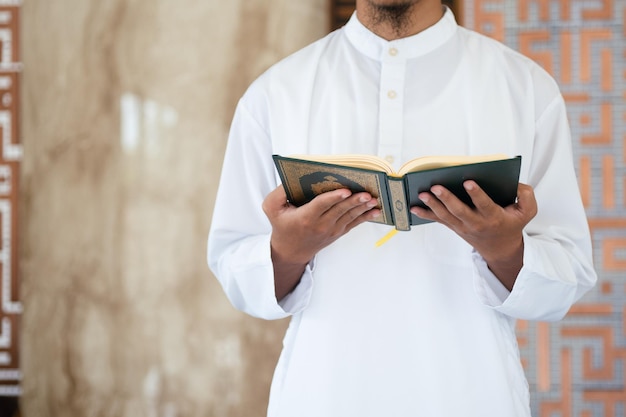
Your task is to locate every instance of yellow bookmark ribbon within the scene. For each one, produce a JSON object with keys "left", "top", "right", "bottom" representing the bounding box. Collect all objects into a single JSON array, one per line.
[{"left": 375, "top": 228, "right": 398, "bottom": 247}]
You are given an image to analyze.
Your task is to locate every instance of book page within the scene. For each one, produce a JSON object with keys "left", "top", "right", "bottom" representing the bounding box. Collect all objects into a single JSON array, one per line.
[
  {"left": 289, "top": 154, "right": 394, "bottom": 174},
  {"left": 397, "top": 153, "right": 509, "bottom": 176},
  {"left": 286, "top": 153, "right": 510, "bottom": 177}
]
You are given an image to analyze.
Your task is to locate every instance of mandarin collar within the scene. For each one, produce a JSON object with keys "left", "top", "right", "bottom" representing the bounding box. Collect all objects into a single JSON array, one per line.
[{"left": 344, "top": 6, "right": 457, "bottom": 61}]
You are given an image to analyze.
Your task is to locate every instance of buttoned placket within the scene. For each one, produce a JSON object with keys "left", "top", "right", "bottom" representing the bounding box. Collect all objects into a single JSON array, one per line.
[{"left": 378, "top": 44, "right": 405, "bottom": 170}]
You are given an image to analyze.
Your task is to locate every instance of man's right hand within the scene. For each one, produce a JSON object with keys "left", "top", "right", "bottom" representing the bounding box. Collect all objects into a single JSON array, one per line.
[{"left": 262, "top": 185, "right": 381, "bottom": 300}]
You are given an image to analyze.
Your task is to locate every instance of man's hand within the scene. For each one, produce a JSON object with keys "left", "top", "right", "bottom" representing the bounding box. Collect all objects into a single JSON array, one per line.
[
  {"left": 263, "top": 185, "right": 381, "bottom": 300},
  {"left": 410, "top": 181, "right": 537, "bottom": 291}
]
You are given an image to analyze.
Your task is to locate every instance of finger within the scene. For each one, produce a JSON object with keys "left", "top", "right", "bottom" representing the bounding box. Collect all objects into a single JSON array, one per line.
[
  {"left": 462, "top": 180, "right": 499, "bottom": 214},
  {"left": 322, "top": 192, "right": 378, "bottom": 226},
  {"left": 411, "top": 191, "right": 457, "bottom": 229},
  {"left": 290, "top": 188, "right": 352, "bottom": 222},
  {"left": 410, "top": 194, "right": 439, "bottom": 221},
  {"left": 297, "top": 189, "right": 374, "bottom": 233},
  {"left": 424, "top": 187, "right": 467, "bottom": 227},
  {"left": 343, "top": 204, "right": 382, "bottom": 231},
  {"left": 301, "top": 187, "right": 353, "bottom": 215}
]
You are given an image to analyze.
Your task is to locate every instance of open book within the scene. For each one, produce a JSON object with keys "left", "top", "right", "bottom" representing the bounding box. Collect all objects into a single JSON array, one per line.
[{"left": 273, "top": 153, "right": 522, "bottom": 231}]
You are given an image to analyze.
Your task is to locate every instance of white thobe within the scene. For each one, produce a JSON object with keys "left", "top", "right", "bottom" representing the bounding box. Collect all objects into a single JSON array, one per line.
[{"left": 208, "top": 8, "right": 597, "bottom": 417}]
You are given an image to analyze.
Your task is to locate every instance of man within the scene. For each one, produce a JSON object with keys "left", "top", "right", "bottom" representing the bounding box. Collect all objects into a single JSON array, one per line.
[{"left": 208, "top": 1, "right": 597, "bottom": 416}]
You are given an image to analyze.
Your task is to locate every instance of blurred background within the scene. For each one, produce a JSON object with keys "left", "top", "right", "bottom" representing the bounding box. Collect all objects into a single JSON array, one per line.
[{"left": 0, "top": 0, "right": 621, "bottom": 416}]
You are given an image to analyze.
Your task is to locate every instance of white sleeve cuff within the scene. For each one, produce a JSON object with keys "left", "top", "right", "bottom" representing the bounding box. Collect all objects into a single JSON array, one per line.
[
  {"left": 278, "top": 261, "right": 315, "bottom": 313},
  {"left": 472, "top": 250, "right": 511, "bottom": 307},
  {"left": 213, "top": 234, "right": 314, "bottom": 320},
  {"left": 472, "top": 233, "right": 581, "bottom": 321}
]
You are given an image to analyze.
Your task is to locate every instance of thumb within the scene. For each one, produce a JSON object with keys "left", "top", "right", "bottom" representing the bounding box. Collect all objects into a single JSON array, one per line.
[
  {"left": 262, "top": 185, "right": 290, "bottom": 216},
  {"left": 514, "top": 183, "right": 538, "bottom": 220}
]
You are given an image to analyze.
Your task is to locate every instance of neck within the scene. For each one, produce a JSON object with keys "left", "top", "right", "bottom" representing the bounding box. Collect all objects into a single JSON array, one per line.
[{"left": 356, "top": 0, "right": 444, "bottom": 41}]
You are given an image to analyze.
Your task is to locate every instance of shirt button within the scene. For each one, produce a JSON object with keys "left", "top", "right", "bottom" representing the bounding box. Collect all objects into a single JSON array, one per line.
[
  {"left": 385, "top": 155, "right": 395, "bottom": 164},
  {"left": 387, "top": 90, "right": 397, "bottom": 99},
  {"left": 389, "top": 47, "right": 398, "bottom": 56}
]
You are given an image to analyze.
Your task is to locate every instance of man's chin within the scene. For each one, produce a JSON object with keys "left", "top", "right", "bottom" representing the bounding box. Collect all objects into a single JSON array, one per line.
[{"left": 365, "top": 0, "right": 419, "bottom": 7}]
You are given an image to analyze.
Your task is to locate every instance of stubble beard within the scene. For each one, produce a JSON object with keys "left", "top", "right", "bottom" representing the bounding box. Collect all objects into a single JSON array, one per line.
[{"left": 366, "top": 0, "right": 419, "bottom": 36}]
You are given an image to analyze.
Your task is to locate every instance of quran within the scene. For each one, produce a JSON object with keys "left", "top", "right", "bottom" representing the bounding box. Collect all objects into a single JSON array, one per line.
[{"left": 273, "top": 153, "right": 522, "bottom": 231}]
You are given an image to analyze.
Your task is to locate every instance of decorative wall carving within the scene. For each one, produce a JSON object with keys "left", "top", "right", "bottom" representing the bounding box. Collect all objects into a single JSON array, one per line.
[
  {"left": 328, "top": 1, "right": 625, "bottom": 415},
  {"left": 464, "top": 1, "right": 625, "bottom": 415},
  {"left": 0, "top": 0, "right": 21, "bottom": 397}
]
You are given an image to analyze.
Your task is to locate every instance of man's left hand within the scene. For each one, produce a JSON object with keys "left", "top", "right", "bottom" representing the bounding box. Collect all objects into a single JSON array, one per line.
[{"left": 410, "top": 181, "right": 538, "bottom": 291}]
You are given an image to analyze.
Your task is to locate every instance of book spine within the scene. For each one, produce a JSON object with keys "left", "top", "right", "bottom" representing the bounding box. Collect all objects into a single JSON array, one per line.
[{"left": 387, "top": 178, "right": 410, "bottom": 231}]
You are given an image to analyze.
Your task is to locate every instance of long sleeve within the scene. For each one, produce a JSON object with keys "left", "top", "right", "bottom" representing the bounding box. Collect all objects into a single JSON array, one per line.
[
  {"left": 204, "top": 13, "right": 602, "bottom": 416},
  {"left": 207, "top": 98, "right": 313, "bottom": 320},
  {"left": 473, "top": 94, "right": 597, "bottom": 321}
]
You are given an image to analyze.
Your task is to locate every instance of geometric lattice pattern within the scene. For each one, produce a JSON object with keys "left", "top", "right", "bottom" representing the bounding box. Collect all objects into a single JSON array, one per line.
[
  {"left": 328, "top": 0, "right": 626, "bottom": 415},
  {"left": 0, "top": 0, "right": 21, "bottom": 397},
  {"left": 464, "top": 1, "right": 626, "bottom": 415}
]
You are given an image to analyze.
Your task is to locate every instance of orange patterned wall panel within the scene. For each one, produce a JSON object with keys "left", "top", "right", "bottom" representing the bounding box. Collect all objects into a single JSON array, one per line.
[
  {"left": 519, "top": 30, "right": 553, "bottom": 73},
  {"left": 602, "top": 238, "right": 626, "bottom": 270},
  {"left": 466, "top": 1, "right": 626, "bottom": 416},
  {"left": 464, "top": 0, "right": 505, "bottom": 41}
]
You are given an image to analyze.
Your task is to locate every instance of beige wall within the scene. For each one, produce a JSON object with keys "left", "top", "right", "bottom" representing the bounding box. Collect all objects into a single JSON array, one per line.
[{"left": 19, "top": 1, "right": 328, "bottom": 416}]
